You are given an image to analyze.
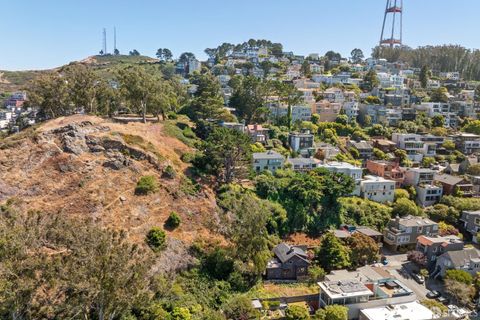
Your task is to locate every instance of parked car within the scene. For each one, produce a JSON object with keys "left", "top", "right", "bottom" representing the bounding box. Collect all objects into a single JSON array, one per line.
[
  {"left": 426, "top": 290, "right": 441, "bottom": 299},
  {"left": 412, "top": 272, "right": 425, "bottom": 284},
  {"left": 437, "top": 296, "right": 449, "bottom": 305}
]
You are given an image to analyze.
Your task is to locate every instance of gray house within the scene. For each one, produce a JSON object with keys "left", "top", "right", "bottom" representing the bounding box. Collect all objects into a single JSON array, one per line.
[
  {"left": 431, "top": 248, "right": 480, "bottom": 279},
  {"left": 266, "top": 243, "right": 310, "bottom": 280},
  {"left": 459, "top": 210, "right": 480, "bottom": 243},
  {"left": 415, "top": 235, "right": 464, "bottom": 269},
  {"left": 252, "top": 151, "right": 285, "bottom": 174},
  {"left": 287, "top": 157, "right": 321, "bottom": 172},
  {"left": 383, "top": 215, "right": 439, "bottom": 251}
]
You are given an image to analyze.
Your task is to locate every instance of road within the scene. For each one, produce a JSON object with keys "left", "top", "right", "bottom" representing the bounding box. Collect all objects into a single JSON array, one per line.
[{"left": 381, "top": 249, "right": 444, "bottom": 300}]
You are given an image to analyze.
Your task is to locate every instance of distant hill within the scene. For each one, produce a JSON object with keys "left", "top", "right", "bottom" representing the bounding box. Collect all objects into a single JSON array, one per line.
[{"left": 0, "top": 54, "right": 159, "bottom": 94}]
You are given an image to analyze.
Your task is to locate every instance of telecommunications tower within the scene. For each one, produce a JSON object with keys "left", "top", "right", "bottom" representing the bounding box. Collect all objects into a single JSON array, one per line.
[
  {"left": 102, "top": 28, "right": 107, "bottom": 54},
  {"left": 379, "top": 0, "right": 403, "bottom": 47}
]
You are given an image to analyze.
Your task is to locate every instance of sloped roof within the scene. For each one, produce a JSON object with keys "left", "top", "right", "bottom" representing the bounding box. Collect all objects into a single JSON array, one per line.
[
  {"left": 273, "top": 243, "right": 309, "bottom": 264},
  {"left": 442, "top": 248, "right": 480, "bottom": 268},
  {"left": 434, "top": 173, "right": 465, "bottom": 186}
]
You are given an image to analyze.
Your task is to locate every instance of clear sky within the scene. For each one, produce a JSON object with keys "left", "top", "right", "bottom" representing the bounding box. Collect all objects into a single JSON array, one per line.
[{"left": 1, "top": 0, "right": 479, "bottom": 71}]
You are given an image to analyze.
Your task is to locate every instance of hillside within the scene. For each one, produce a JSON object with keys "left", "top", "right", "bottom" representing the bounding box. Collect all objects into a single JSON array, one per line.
[
  {"left": 0, "top": 54, "right": 159, "bottom": 94},
  {"left": 0, "top": 114, "right": 223, "bottom": 272}
]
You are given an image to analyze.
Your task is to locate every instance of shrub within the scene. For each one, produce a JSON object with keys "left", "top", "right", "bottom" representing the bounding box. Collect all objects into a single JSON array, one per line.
[
  {"left": 285, "top": 305, "right": 310, "bottom": 320},
  {"left": 445, "top": 269, "right": 473, "bottom": 285},
  {"left": 180, "top": 152, "right": 195, "bottom": 163},
  {"left": 145, "top": 227, "right": 166, "bottom": 251},
  {"left": 165, "top": 211, "right": 181, "bottom": 229},
  {"left": 135, "top": 175, "right": 159, "bottom": 195},
  {"left": 162, "top": 165, "right": 176, "bottom": 179}
]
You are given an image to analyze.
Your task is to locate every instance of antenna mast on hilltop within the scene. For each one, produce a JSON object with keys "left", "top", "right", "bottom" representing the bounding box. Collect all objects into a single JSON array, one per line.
[
  {"left": 102, "top": 28, "right": 107, "bottom": 55},
  {"left": 380, "top": 0, "right": 403, "bottom": 47},
  {"left": 114, "top": 27, "right": 117, "bottom": 54}
]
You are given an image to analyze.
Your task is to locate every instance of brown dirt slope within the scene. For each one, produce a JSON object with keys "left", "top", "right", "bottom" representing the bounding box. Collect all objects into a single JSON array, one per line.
[{"left": 0, "top": 115, "right": 223, "bottom": 250}]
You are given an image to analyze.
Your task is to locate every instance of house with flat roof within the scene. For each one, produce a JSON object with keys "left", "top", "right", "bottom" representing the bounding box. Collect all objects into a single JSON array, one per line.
[
  {"left": 318, "top": 161, "right": 363, "bottom": 196},
  {"left": 319, "top": 266, "right": 415, "bottom": 319},
  {"left": 347, "top": 140, "right": 373, "bottom": 161},
  {"left": 434, "top": 173, "right": 473, "bottom": 196},
  {"left": 287, "top": 157, "right": 321, "bottom": 172},
  {"left": 360, "top": 175, "right": 395, "bottom": 203},
  {"left": 288, "top": 130, "right": 314, "bottom": 152},
  {"left": 383, "top": 215, "right": 439, "bottom": 251},
  {"left": 359, "top": 301, "right": 435, "bottom": 320},
  {"left": 366, "top": 160, "right": 404, "bottom": 187},
  {"left": 252, "top": 151, "right": 285, "bottom": 173}
]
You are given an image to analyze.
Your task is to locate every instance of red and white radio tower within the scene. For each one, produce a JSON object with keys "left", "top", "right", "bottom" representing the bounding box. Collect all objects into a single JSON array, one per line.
[{"left": 379, "top": 0, "right": 403, "bottom": 47}]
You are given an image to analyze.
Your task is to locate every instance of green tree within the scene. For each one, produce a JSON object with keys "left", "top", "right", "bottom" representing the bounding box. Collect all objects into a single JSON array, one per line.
[
  {"left": 421, "top": 157, "right": 436, "bottom": 168},
  {"left": 166, "top": 211, "right": 181, "bottom": 229},
  {"left": 27, "top": 71, "right": 70, "bottom": 119},
  {"left": 339, "top": 197, "right": 392, "bottom": 231},
  {"left": 392, "top": 198, "right": 421, "bottom": 217},
  {"left": 285, "top": 305, "right": 310, "bottom": 320},
  {"left": 197, "top": 127, "right": 252, "bottom": 184},
  {"left": 129, "top": 49, "right": 140, "bottom": 56},
  {"left": 156, "top": 48, "right": 173, "bottom": 61},
  {"left": 394, "top": 189, "right": 410, "bottom": 201},
  {"left": 135, "top": 175, "right": 159, "bottom": 195},
  {"left": 316, "top": 232, "right": 351, "bottom": 271},
  {"left": 445, "top": 269, "right": 473, "bottom": 285},
  {"left": 463, "top": 120, "right": 480, "bottom": 135},
  {"left": 346, "top": 232, "right": 379, "bottom": 267},
  {"left": 222, "top": 295, "right": 259, "bottom": 320},
  {"left": 430, "top": 87, "right": 449, "bottom": 103},
  {"left": 188, "top": 72, "right": 230, "bottom": 121},
  {"left": 146, "top": 227, "right": 167, "bottom": 251},
  {"left": 362, "top": 70, "right": 379, "bottom": 92},
  {"left": 217, "top": 186, "right": 273, "bottom": 277},
  {"left": 432, "top": 114, "right": 445, "bottom": 127},
  {"left": 315, "top": 305, "right": 348, "bottom": 320},
  {"left": 170, "top": 307, "right": 192, "bottom": 320},
  {"left": 274, "top": 81, "right": 303, "bottom": 129},
  {"left": 444, "top": 278, "right": 474, "bottom": 306},
  {"left": 419, "top": 65, "right": 431, "bottom": 89},
  {"left": 335, "top": 114, "right": 348, "bottom": 125},
  {"left": 350, "top": 48, "right": 364, "bottom": 64},
  {"left": 308, "top": 265, "right": 326, "bottom": 283},
  {"left": 229, "top": 75, "right": 271, "bottom": 123},
  {"left": 116, "top": 66, "right": 163, "bottom": 123},
  {"left": 442, "top": 140, "right": 456, "bottom": 151}
]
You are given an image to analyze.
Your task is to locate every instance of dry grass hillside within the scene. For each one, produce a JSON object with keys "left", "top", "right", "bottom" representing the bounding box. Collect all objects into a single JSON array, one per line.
[{"left": 0, "top": 115, "right": 224, "bottom": 271}]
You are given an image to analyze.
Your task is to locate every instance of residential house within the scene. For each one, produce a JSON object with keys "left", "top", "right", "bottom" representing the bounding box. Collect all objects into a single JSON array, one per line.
[
  {"left": 403, "top": 168, "right": 435, "bottom": 186},
  {"left": 319, "top": 266, "right": 415, "bottom": 320},
  {"left": 431, "top": 247, "right": 480, "bottom": 279},
  {"left": 360, "top": 175, "right": 396, "bottom": 203},
  {"left": 219, "top": 121, "right": 245, "bottom": 132},
  {"left": 335, "top": 225, "right": 383, "bottom": 245},
  {"left": 318, "top": 161, "right": 363, "bottom": 195},
  {"left": 451, "top": 133, "right": 480, "bottom": 155},
  {"left": 246, "top": 124, "right": 269, "bottom": 144},
  {"left": 313, "top": 100, "right": 341, "bottom": 122},
  {"left": 252, "top": 151, "right": 285, "bottom": 173},
  {"left": 391, "top": 133, "right": 437, "bottom": 163},
  {"left": 459, "top": 155, "right": 478, "bottom": 174},
  {"left": 342, "top": 101, "right": 359, "bottom": 123},
  {"left": 289, "top": 130, "right": 314, "bottom": 152},
  {"left": 415, "top": 235, "right": 464, "bottom": 269},
  {"left": 316, "top": 142, "right": 340, "bottom": 160},
  {"left": 287, "top": 157, "right": 321, "bottom": 172},
  {"left": 460, "top": 210, "right": 480, "bottom": 243},
  {"left": 434, "top": 173, "right": 474, "bottom": 196},
  {"left": 416, "top": 183, "right": 443, "bottom": 207},
  {"left": 266, "top": 243, "right": 310, "bottom": 280},
  {"left": 383, "top": 215, "right": 439, "bottom": 251},
  {"left": 359, "top": 301, "right": 434, "bottom": 320},
  {"left": 347, "top": 140, "right": 373, "bottom": 161},
  {"left": 366, "top": 160, "right": 404, "bottom": 187}
]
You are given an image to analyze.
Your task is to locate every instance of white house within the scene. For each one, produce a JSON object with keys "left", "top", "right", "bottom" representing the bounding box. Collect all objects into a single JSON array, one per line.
[{"left": 360, "top": 175, "right": 395, "bottom": 203}]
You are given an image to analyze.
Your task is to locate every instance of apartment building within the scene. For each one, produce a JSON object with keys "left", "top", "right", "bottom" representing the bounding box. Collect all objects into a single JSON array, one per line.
[
  {"left": 288, "top": 130, "right": 314, "bottom": 152},
  {"left": 366, "top": 160, "right": 404, "bottom": 187}
]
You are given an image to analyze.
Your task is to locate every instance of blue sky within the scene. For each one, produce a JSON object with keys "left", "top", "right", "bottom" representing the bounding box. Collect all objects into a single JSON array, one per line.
[{"left": 1, "top": 0, "right": 478, "bottom": 70}]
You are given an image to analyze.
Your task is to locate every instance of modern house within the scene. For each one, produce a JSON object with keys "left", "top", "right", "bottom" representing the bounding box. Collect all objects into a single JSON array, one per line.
[
  {"left": 391, "top": 133, "right": 437, "bottom": 163},
  {"left": 252, "top": 151, "right": 285, "bottom": 173},
  {"left": 318, "top": 266, "right": 415, "bottom": 319},
  {"left": 415, "top": 235, "right": 464, "bottom": 269},
  {"left": 288, "top": 130, "right": 314, "bottom": 152},
  {"left": 287, "top": 157, "right": 321, "bottom": 172},
  {"left": 383, "top": 215, "right": 439, "bottom": 251},
  {"left": 460, "top": 210, "right": 480, "bottom": 243},
  {"left": 246, "top": 124, "right": 269, "bottom": 144},
  {"left": 334, "top": 225, "right": 383, "bottom": 245},
  {"left": 451, "top": 133, "right": 480, "bottom": 155},
  {"left": 359, "top": 301, "right": 434, "bottom": 320},
  {"left": 415, "top": 183, "right": 443, "bottom": 207},
  {"left": 431, "top": 247, "right": 480, "bottom": 279},
  {"left": 266, "top": 243, "right": 310, "bottom": 280},
  {"left": 360, "top": 175, "right": 396, "bottom": 203},
  {"left": 318, "top": 161, "right": 363, "bottom": 196}
]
